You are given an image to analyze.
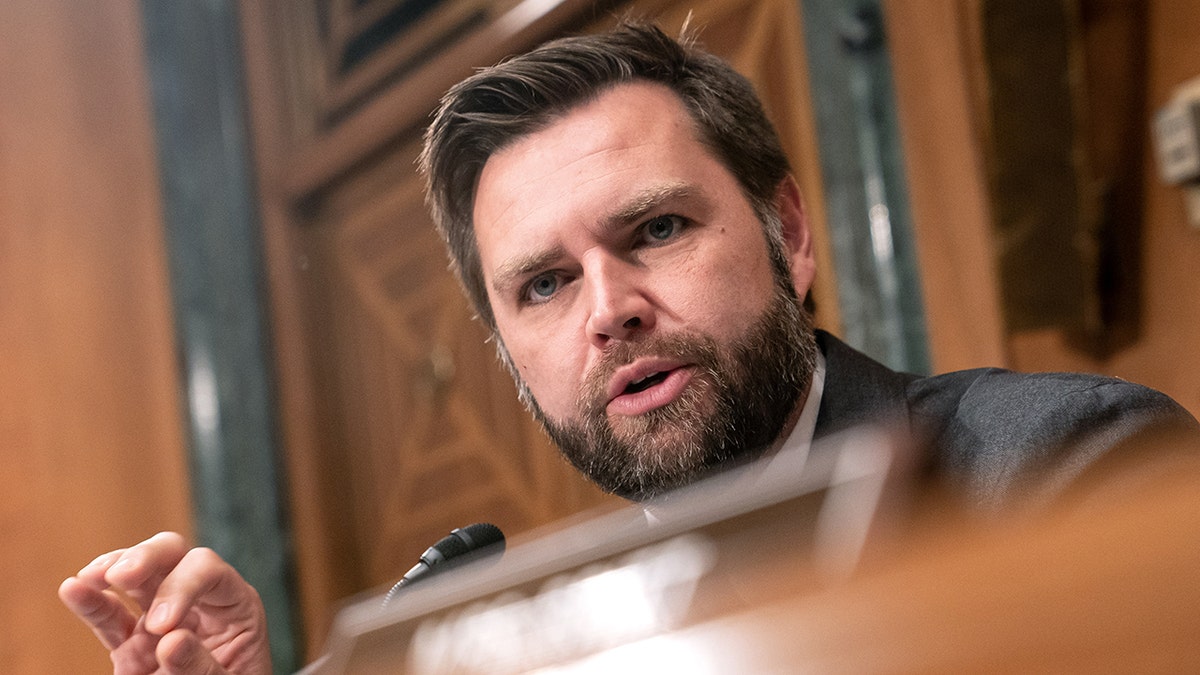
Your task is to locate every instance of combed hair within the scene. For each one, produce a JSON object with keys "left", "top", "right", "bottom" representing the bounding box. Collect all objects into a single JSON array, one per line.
[{"left": 421, "top": 21, "right": 792, "bottom": 331}]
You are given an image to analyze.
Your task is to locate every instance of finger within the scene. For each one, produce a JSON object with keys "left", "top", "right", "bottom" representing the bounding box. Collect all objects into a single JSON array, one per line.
[
  {"left": 104, "top": 532, "right": 190, "bottom": 611},
  {"left": 72, "top": 548, "right": 128, "bottom": 589},
  {"left": 143, "top": 546, "right": 261, "bottom": 636},
  {"left": 109, "top": 626, "right": 161, "bottom": 675},
  {"left": 157, "top": 628, "right": 229, "bottom": 675},
  {"left": 58, "top": 576, "right": 139, "bottom": 650}
]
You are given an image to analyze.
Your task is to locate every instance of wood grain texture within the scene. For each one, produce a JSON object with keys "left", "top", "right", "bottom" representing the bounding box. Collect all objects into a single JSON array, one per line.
[
  {"left": 882, "top": 0, "right": 1010, "bottom": 372},
  {"left": 1008, "top": 0, "right": 1200, "bottom": 420},
  {"left": 0, "top": 1, "right": 193, "bottom": 672}
]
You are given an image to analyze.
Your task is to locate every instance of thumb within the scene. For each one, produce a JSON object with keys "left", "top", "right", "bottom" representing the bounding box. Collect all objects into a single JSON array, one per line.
[{"left": 157, "top": 629, "right": 228, "bottom": 675}]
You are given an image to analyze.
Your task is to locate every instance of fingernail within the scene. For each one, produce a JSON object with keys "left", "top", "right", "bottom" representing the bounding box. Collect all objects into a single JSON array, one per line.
[
  {"left": 149, "top": 602, "right": 171, "bottom": 629},
  {"left": 84, "top": 553, "right": 111, "bottom": 570}
]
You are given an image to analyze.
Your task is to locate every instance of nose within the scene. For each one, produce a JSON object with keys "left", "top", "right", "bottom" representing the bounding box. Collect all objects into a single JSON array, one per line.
[{"left": 583, "top": 254, "right": 654, "bottom": 348}]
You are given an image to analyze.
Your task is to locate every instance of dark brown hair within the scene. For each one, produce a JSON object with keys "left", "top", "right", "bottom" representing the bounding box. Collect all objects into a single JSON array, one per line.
[{"left": 421, "top": 21, "right": 792, "bottom": 331}]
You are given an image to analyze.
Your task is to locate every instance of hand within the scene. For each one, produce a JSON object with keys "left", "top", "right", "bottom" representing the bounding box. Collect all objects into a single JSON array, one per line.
[{"left": 58, "top": 532, "right": 273, "bottom": 675}]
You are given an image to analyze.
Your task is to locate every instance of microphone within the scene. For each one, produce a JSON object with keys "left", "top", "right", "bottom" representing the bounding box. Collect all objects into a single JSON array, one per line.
[{"left": 382, "top": 523, "right": 505, "bottom": 606}]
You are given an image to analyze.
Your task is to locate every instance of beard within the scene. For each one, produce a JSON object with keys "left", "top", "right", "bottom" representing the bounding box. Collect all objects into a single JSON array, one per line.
[{"left": 526, "top": 270, "right": 817, "bottom": 500}]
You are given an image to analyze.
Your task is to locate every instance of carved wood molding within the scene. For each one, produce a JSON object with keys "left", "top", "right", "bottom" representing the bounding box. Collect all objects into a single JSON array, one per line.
[{"left": 286, "top": 0, "right": 624, "bottom": 201}]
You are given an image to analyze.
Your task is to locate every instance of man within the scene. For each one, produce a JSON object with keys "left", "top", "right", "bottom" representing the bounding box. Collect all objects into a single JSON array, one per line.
[{"left": 59, "top": 23, "right": 1197, "bottom": 674}]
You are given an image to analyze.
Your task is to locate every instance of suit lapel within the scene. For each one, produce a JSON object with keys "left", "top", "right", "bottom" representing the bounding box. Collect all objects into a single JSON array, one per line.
[{"left": 813, "top": 330, "right": 918, "bottom": 441}]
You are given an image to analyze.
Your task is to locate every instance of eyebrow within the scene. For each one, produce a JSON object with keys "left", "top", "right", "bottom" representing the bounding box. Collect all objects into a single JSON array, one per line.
[
  {"left": 491, "top": 245, "right": 567, "bottom": 296},
  {"left": 489, "top": 182, "right": 703, "bottom": 296},
  {"left": 603, "top": 182, "right": 699, "bottom": 230}
]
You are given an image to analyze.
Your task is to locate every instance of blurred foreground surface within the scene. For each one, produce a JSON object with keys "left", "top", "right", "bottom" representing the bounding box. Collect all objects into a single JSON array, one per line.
[{"left": 315, "top": 430, "right": 1200, "bottom": 674}]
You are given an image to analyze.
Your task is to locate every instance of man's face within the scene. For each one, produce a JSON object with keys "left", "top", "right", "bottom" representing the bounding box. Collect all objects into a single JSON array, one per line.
[{"left": 472, "top": 82, "right": 817, "bottom": 498}]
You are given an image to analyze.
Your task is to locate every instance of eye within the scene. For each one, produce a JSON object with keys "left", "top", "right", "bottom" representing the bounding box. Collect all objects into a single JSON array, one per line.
[
  {"left": 523, "top": 272, "right": 562, "bottom": 304},
  {"left": 640, "top": 214, "right": 685, "bottom": 244}
]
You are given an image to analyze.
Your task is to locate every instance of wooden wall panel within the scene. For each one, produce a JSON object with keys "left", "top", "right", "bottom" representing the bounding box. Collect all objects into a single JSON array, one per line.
[
  {"left": 0, "top": 2, "right": 193, "bottom": 673},
  {"left": 886, "top": 0, "right": 1199, "bottom": 419},
  {"left": 1007, "top": 0, "right": 1200, "bottom": 420},
  {"left": 882, "top": 0, "right": 1009, "bottom": 373}
]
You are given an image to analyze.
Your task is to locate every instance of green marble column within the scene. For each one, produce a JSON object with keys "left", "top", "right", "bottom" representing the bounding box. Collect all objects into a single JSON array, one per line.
[
  {"left": 138, "top": 1, "right": 301, "bottom": 671},
  {"left": 799, "top": 0, "right": 931, "bottom": 374}
]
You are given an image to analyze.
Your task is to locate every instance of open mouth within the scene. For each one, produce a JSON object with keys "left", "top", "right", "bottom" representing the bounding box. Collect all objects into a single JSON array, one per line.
[
  {"left": 624, "top": 370, "right": 670, "bottom": 394},
  {"left": 606, "top": 364, "right": 694, "bottom": 417}
]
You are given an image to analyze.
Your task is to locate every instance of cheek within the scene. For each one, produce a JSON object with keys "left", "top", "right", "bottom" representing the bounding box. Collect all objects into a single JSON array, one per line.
[
  {"left": 666, "top": 245, "right": 776, "bottom": 334},
  {"left": 503, "top": 328, "right": 581, "bottom": 417}
]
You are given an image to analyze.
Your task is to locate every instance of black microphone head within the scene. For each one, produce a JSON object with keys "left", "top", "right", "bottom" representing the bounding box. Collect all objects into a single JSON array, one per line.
[
  {"left": 423, "top": 522, "right": 505, "bottom": 565},
  {"left": 451, "top": 523, "right": 505, "bottom": 553},
  {"left": 423, "top": 532, "right": 470, "bottom": 565},
  {"left": 385, "top": 523, "right": 506, "bottom": 606}
]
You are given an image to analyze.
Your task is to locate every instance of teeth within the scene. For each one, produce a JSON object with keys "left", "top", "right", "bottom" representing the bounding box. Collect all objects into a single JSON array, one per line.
[{"left": 625, "top": 371, "right": 667, "bottom": 394}]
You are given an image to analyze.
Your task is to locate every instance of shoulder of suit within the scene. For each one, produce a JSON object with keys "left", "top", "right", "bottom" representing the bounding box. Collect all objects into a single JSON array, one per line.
[
  {"left": 907, "top": 367, "right": 1189, "bottom": 422},
  {"left": 906, "top": 366, "right": 1198, "bottom": 467}
]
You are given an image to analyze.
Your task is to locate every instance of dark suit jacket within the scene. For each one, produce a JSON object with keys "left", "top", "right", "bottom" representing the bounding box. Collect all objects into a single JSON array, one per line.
[{"left": 811, "top": 330, "right": 1200, "bottom": 510}]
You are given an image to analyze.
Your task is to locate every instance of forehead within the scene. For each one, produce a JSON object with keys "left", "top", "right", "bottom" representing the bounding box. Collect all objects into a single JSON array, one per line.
[
  {"left": 471, "top": 82, "right": 743, "bottom": 271},
  {"left": 477, "top": 82, "right": 704, "bottom": 203}
]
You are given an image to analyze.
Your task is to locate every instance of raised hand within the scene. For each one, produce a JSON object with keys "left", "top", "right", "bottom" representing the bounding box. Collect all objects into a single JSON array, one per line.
[{"left": 59, "top": 532, "right": 272, "bottom": 675}]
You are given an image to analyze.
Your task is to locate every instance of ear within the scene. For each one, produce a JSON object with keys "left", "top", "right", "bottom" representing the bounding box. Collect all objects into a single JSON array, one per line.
[{"left": 775, "top": 175, "right": 816, "bottom": 295}]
